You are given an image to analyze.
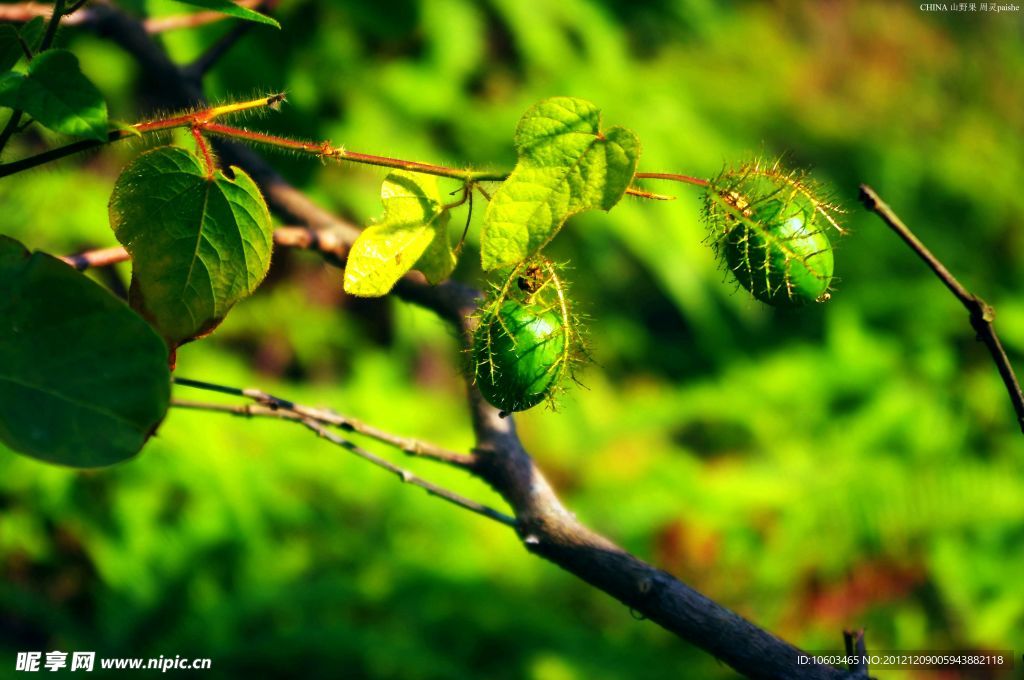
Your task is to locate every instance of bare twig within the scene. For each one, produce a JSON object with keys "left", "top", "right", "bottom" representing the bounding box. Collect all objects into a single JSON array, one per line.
[
  {"left": 297, "top": 416, "right": 515, "bottom": 526},
  {"left": 169, "top": 386, "right": 503, "bottom": 523},
  {"left": 171, "top": 394, "right": 477, "bottom": 470},
  {"left": 860, "top": 185, "right": 1024, "bottom": 435}
]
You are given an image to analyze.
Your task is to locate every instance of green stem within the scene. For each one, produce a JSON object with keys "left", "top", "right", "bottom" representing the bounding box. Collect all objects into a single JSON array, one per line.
[{"left": 0, "top": 95, "right": 284, "bottom": 178}]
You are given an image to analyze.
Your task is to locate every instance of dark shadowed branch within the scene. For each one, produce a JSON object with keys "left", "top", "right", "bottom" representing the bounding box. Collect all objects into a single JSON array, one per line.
[
  {"left": 843, "top": 629, "right": 871, "bottom": 679},
  {"left": 35, "top": 6, "right": 868, "bottom": 678},
  {"left": 860, "top": 185, "right": 1024, "bottom": 435}
]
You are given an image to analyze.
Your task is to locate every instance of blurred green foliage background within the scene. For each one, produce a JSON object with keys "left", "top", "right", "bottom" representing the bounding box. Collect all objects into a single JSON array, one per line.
[{"left": 2, "top": 0, "right": 1023, "bottom": 678}]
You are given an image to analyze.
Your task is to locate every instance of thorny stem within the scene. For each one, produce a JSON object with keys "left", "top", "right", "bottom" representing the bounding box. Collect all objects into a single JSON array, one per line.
[
  {"left": 190, "top": 128, "right": 215, "bottom": 177},
  {"left": 0, "top": 98, "right": 679, "bottom": 201},
  {"left": 860, "top": 184, "right": 1024, "bottom": 435}
]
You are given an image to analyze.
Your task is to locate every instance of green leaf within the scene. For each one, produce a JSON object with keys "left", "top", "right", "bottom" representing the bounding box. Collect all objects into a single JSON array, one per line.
[
  {"left": 0, "top": 25, "right": 22, "bottom": 72},
  {"left": 480, "top": 97, "right": 640, "bottom": 270},
  {"left": 343, "top": 171, "right": 455, "bottom": 297},
  {"left": 167, "top": 0, "right": 281, "bottom": 28},
  {"left": 19, "top": 17, "right": 45, "bottom": 54},
  {"left": 0, "top": 236, "right": 170, "bottom": 468},
  {"left": 0, "top": 49, "right": 108, "bottom": 140},
  {"left": 108, "top": 146, "right": 274, "bottom": 348}
]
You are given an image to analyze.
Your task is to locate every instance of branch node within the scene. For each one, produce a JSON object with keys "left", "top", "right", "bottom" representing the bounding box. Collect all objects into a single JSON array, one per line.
[{"left": 861, "top": 183, "right": 1024, "bottom": 435}]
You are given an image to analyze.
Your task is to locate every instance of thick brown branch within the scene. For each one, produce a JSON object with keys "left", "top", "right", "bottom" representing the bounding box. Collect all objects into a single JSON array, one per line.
[
  {"left": 860, "top": 185, "right": 1024, "bottom": 435},
  {"left": 71, "top": 8, "right": 862, "bottom": 678}
]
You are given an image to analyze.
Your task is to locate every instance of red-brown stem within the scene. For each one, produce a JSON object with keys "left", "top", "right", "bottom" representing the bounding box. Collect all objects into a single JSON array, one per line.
[
  {"left": 199, "top": 122, "right": 329, "bottom": 155},
  {"left": 340, "top": 150, "right": 504, "bottom": 183},
  {"left": 191, "top": 127, "right": 216, "bottom": 177},
  {"left": 634, "top": 172, "right": 709, "bottom": 188},
  {"left": 1, "top": 105, "right": 693, "bottom": 205}
]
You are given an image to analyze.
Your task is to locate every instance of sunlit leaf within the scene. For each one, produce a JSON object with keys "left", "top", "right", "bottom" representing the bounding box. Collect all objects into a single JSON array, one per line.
[
  {"left": 167, "top": 0, "right": 281, "bottom": 28},
  {"left": 109, "top": 146, "right": 274, "bottom": 348},
  {"left": 0, "top": 49, "right": 108, "bottom": 140},
  {"left": 480, "top": 96, "right": 640, "bottom": 270},
  {"left": 0, "top": 236, "right": 170, "bottom": 467},
  {"left": 343, "top": 170, "right": 454, "bottom": 297}
]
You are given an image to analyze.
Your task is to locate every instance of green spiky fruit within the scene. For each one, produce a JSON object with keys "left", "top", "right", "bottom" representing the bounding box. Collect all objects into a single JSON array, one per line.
[
  {"left": 723, "top": 206, "right": 834, "bottom": 305},
  {"left": 473, "top": 300, "right": 567, "bottom": 414},
  {"left": 705, "top": 161, "right": 842, "bottom": 306}
]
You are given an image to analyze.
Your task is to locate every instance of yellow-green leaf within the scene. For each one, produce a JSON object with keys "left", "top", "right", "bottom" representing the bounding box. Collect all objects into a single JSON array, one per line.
[{"left": 343, "top": 171, "right": 454, "bottom": 297}]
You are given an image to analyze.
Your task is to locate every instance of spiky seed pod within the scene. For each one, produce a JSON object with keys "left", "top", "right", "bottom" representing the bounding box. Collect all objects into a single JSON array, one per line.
[
  {"left": 703, "top": 160, "right": 844, "bottom": 306},
  {"left": 473, "top": 300, "right": 566, "bottom": 414},
  {"left": 472, "top": 258, "right": 579, "bottom": 415}
]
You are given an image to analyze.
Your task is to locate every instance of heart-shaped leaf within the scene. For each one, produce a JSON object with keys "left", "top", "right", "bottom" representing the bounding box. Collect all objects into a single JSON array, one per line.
[
  {"left": 0, "top": 236, "right": 170, "bottom": 468},
  {"left": 109, "top": 146, "right": 274, "bottom": 348},
  {"left": 0, "top": 49, "right": 108, "bottom": 140},
  {"left": 480, "top": 97, "right": 640, "bottom": 270},
  {"left": 343, "top": 170, "right": 454, "bottom": 297}
]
